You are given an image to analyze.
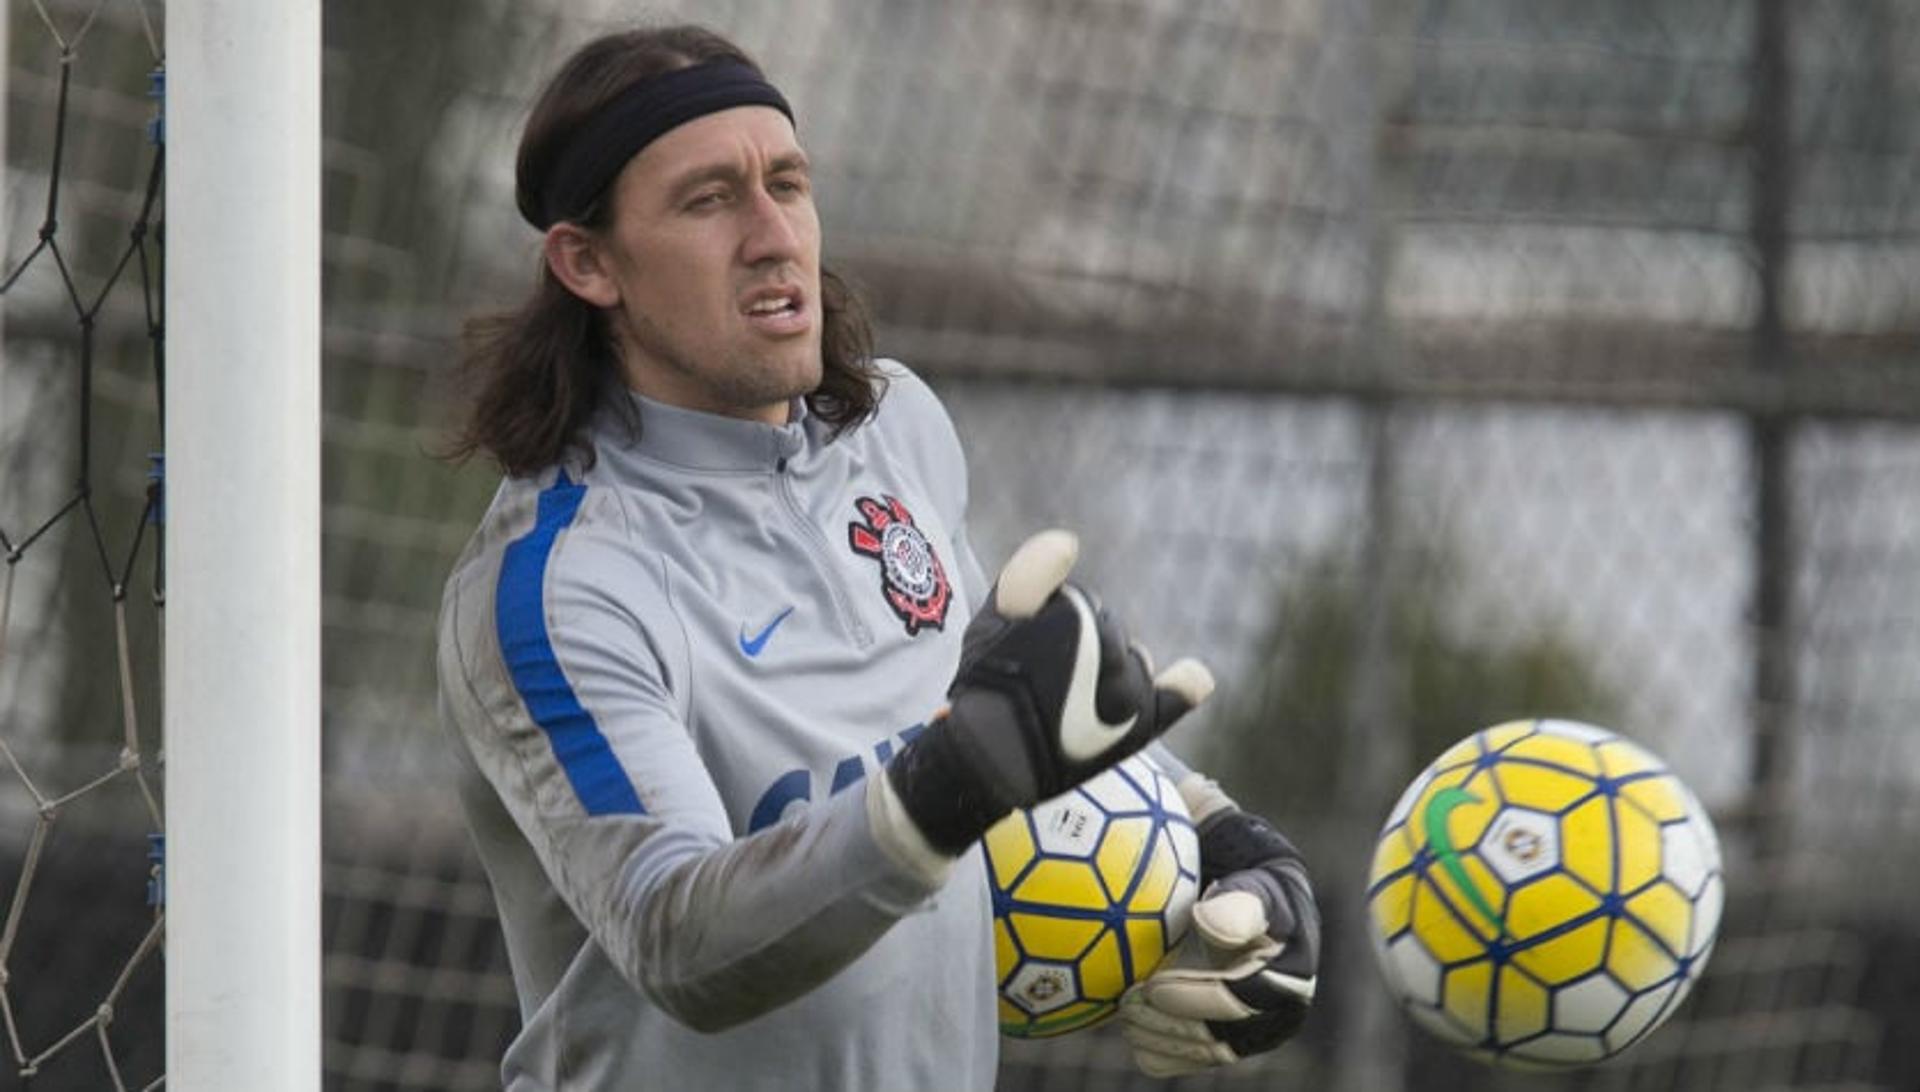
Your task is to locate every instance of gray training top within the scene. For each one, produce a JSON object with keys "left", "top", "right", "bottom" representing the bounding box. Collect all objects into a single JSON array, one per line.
[{"left": 437, "top": 363, "right": 1000, "bottom": 1090}]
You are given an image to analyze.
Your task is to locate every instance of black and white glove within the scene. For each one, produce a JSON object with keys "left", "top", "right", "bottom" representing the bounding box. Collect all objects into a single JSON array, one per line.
[
  {"left": 1120, "top": 777, "right": 1319, "bottom": 1077},
  {"left": 884, "top": 530, "right": 1214, "bottom": 854}
]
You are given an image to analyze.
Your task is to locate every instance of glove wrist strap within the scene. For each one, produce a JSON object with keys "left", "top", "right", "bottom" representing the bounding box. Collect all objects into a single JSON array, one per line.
[
  {"left": 1197, "top": 809, "right": 1306, "bottom": 888},
  {"left": 885, "top": 717, "right": 1011, "bottom": 854}
]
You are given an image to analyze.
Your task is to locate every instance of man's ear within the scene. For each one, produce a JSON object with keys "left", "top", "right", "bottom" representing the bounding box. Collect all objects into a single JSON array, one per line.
[{"left": 543, "top": 223, "right": 621, "bottom": 309}]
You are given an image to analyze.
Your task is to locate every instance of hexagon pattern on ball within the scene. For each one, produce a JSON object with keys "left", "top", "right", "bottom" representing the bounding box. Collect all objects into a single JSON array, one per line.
[
  {"left": 1367, "top": 719, "right": 1724, "bottom": 1068},
  {"left": 984, "top": 755, "right": 1200, "bottom": 1038}
]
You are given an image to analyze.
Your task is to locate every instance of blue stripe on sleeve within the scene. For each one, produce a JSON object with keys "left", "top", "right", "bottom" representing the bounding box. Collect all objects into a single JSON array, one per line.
[{"left": 495, "top": 473, "right": 647, "bottom": 816}]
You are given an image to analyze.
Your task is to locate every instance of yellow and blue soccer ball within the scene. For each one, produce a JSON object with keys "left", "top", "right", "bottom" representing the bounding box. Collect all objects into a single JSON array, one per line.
[
  {"left": 1367, "top": 719, "right": 1724, "bottom": 1068},
  {"left": 984, "top": 754, "right": 1201, "bottom": 1037}
]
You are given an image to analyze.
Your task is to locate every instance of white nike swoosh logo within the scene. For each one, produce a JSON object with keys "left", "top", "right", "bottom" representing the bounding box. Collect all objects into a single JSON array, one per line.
[{"left": 1056, "top": 586, "right": 1138, "bottom": 762}]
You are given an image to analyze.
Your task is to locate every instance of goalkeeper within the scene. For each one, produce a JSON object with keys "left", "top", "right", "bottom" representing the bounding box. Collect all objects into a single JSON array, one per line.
[{"left": 438, "top": 24, "right": 1317, "bottom": 1090}]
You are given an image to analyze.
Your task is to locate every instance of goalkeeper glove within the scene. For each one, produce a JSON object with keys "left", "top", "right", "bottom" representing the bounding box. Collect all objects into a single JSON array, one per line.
[
  {"left": 1120, "top": 776, "right": 1320, "bottom": 1077},
  {"left": 884, "top": 530, "right": 1214, "bottom": 854}
]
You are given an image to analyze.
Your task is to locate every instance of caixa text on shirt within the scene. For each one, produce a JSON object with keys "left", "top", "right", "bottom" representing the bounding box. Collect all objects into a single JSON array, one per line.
[{"left": 747, "top": 721, "right": 929, "bottom": 833}]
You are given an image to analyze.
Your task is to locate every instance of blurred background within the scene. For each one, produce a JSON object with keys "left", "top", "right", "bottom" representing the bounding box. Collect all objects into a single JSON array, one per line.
[{"left": 4, "top": 0, "right": 1918, "bottom": 1088}]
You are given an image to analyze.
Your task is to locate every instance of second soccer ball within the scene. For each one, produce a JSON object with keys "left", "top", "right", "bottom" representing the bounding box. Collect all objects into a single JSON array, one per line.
[{"left": 1367, "top": 719, "right": 1724, "bottom": 1068}]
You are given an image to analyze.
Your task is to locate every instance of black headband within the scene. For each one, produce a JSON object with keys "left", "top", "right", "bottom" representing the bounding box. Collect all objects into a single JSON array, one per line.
[{"left": 533, "top": 60, "right": 794, "bottom": 229}]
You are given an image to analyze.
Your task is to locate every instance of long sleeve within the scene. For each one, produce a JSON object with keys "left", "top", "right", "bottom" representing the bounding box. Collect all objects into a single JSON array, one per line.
[{"left": 437, "top": 479, "right": 949, "bottom": 1035}]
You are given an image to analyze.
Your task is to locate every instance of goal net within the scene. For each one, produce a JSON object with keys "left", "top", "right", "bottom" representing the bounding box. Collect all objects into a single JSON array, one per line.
[{"left": 1, "top": 0, "right": 165, "bottom": 1087}]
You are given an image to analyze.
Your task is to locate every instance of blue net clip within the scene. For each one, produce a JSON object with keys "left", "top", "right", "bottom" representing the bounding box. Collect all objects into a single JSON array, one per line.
[
  {"left": 147, "top": 66, "right": 165, "bottom": 147},
  {"left": 146, "top": 833, "right": 165, "bottom": 908},
  {"left": 147, "top": 452, "right": 164, "bottom": 524}
]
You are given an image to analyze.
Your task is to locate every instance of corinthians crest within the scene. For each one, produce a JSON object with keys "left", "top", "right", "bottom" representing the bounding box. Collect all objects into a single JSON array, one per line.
[{"left": 848, "top": 495, "right": 951, "bottom": 635}]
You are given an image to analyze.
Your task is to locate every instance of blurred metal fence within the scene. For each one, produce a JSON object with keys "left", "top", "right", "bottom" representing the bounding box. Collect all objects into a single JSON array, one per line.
[{"left": 5, "top": 0, "right": 1919, "bottom": 1088}]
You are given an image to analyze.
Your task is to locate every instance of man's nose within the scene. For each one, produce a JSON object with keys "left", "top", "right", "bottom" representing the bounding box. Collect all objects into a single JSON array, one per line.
[{"left": 740, "top": 187, "right": 804, "bottom": 266}]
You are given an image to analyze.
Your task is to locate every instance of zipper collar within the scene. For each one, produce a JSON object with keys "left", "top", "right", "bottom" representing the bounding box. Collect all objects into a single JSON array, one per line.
[{"left": 601, "top": 390, "right": 811, "bottom": 473}]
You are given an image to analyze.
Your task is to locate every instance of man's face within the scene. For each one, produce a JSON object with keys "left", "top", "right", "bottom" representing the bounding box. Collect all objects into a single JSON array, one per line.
[{"left": 584, "top": 105, "right": 822, "bottom": 424}]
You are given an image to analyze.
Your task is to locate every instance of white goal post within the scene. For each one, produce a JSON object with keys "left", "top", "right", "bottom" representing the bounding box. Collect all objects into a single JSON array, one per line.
[{"left": 164, "top": 1, "right": 322, "bottom": 1088}]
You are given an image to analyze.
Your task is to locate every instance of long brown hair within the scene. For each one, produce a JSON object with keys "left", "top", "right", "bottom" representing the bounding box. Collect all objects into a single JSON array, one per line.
[{"left": 445, "top": 25, "right": 881, "bottom": 477}]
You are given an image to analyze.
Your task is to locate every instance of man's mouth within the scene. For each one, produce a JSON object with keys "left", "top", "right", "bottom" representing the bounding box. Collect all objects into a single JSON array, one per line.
[
  {"left": 745, "top": 292, "right": 799, "bottom": 316},
  {"left": 741, "top": 287, "right": 810, "bottom": 336}
]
